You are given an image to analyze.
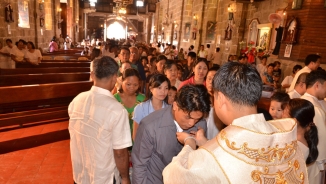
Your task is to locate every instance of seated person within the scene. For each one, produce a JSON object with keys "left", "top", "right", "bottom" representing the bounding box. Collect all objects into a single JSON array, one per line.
[
  {"left": 262, "top": 63, "right": 275, "bottom": 87},
  {"left": 273, "top": 61, "right": 282, "bottom": 76},
  {"left": 81, "top": 47, "right": 90, "bottom": 56},
  {"left": 282, "top": 65, "right": 302, "bottom": 92},
  {"left": 269, "top": 92, "right": 290, "bottom": 119}
]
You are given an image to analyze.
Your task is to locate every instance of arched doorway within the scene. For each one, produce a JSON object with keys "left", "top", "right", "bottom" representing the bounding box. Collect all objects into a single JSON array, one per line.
[{"left": 107, "top": 21, "right": 125, "bottom": 39}]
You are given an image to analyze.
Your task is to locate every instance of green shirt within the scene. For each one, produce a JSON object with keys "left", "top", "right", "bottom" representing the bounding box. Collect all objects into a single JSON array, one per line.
[{"left": 114, "top": 93, "right": 146, "bottom": 134}]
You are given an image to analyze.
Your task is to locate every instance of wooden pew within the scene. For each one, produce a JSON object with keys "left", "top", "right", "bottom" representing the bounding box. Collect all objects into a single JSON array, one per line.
[
  {"left": 0, "top": 72, "right": 90, "bottom": 86},
  {"left": 0, "top": 67, "right": 90, "bottom": 75},
  {"left": 0, "top": 81, "right": 92, "bottom": 127},
  {"left": 16, "top": 62, "right": 90, "bottom": 68}
]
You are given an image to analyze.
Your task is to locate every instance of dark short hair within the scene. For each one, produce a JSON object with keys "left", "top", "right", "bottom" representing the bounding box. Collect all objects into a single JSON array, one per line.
[
  {"left": 91, "top": 48, "right": 101, "bottom": 61},
  {"left": 216, "top": 47, "right": 220, "bottom": 52},
  {"left": 175, "top": 84, "right": 211, "bottom": 118},
  {"left": 295, "top": 72, "right": 308, "bottom": 85},
  {"left": 187, "top": 52, "right": 197, "bottom": 59},
  {"left": 287, "top": 99, "right": 318, "bottom": 165},
  {"left": 270, "top": 92, "right": 290, "bottom": 110},
  {"left": 206, "top": 44, "right": 210, "bottom": 48},
  {"left": 149, "top": 57, "right": 157, "bottom": 64},
  {"left": 163, "top": 60, "right": 178, "bottom": 73},
  {"left": 261, "top": 56, "right": 268, "bottom": 60},
  {"left": 140, "top": 56, "right": 148, "bottom": 63},
  {"left": 208, "top": 66, "right": 220, "bottom": 72},
  {"left": 27, "top": 41, "right": 36, "bottom": 49},
  {"left": 119, "top": 68, "right": 141, "bottom": 94},
  {"left": 213, "top": 62, "right": 262, "bottom": 106},
  {"left": 306, "top": 70, "right": 326, "bottom": 88},
  {"left": 170, "top": 86, "right": 177, "bottom": 92},
  {"left": 190, "top": 45, "right": 194, "bottom": 49},
  {"left": 148, "top": 74, "right": 171, "bottom": 100},
  {"left": 120, "top": 47, "right": 130, "bottom": 54},
  {"left": 6, "top": 39, "right": 12, "bottom": 43},
  {"left": 274, "top": 61, "right": 281, "bottom": 66},
  {"left": 93, "top": 56, "right": 119, "bottom": 79},
  {"left": 304, "top": 54, "right": 321, "bottom": 66},
  {"left": 267, "top": 63, "right": 275, "bottom": 68},
  {"left": 157, "top": 55, "right": 167, "bottom": 62},
  {"left": 293, "top": 65, "right": 303, "bottom": 74},
  {"left": 238, "top": 55, "right": 248, "bottom": 60}
]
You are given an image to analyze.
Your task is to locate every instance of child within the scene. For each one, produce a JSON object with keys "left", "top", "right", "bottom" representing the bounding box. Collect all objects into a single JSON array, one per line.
[
  {"left": 167, "top": 86, "right": 177, "bottom": 105},
  {"left": 269, "top": 92, "right": 290, "bottom": 119}
]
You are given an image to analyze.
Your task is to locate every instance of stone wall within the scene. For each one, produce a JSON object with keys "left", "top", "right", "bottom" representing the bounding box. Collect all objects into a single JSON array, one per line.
[{"left": 0, "top": 0, "right": 61, "bottom": 52}]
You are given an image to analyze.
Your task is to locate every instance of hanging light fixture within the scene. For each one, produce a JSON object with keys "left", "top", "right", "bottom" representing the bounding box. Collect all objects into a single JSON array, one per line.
[{"left": 136, "top": 0, "right": 144, "bottom": 7}]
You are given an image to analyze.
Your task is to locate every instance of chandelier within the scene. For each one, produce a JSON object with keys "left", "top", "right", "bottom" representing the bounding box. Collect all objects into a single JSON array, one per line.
[{"left": 118, "top": 7, "right": 126, "bottom": 14}]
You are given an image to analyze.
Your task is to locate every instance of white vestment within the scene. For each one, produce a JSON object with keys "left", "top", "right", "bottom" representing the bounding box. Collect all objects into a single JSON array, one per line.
[
  {"left": 163, "top": 114, "right": 308, "bottom": 184},
  {"left": 288, "top": 66, "right": 311, "bottom": 92},
  {"left": 288, "top": 89, "right": 301, "bottom": 99},
  {"left": 301, "top": 93, "right": 326, "bottom": 184}
]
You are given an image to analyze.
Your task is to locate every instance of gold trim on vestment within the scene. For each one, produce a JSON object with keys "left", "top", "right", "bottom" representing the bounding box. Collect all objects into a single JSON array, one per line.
[
  {"left": 216, "top": 131, "right": 297, "bottom": 167},
  {"left": 251, "top": 160, "right": 305, "bottom": 184},
  {"left": 220, "top": 131, "right": 297, "bottom": 163},
  {"left": 229, "top": 122, "right": 296, "bottom": 135},
  {"left": 199, "top": 146, "right": 231, "bottom": 184}
]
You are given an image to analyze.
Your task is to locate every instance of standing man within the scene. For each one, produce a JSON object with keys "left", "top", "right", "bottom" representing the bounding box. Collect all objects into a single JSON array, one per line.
[
  {"left": 163, "top": 62, "right": 308, "bottom": 183},
  {"left": 301, "top": 70, "right": 326, "bottom": 184},
  {"left": 69, "top": 56, "right": 132, "bottom": 184},
  {"left": 132, "top": 85, "right": 210, "bottom": 184},
  {"left": 129, "top": 46, "right": 147, "bottom": 93},
  {"left": 182, "top": 52, "right": 196, "bottom": 80},
  {"left": 197, "top": 45, "right": 207, "bottom": 59},
  {"left": 206, "top": 44, "right": 214, "bottom": 63},
  {"left": 288, "top": 54, "right": 321, "bottom": 92},
  {"left": 211, "top": 47, "right": 221, "bottom": 67}
]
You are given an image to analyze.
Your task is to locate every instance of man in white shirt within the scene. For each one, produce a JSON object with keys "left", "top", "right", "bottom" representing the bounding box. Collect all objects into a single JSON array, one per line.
[
  {"left": 282, "top": 65, "right": 302, "bottom": 92},
  {"left": 301, "top": 70, "right": 326, "bottom": 184},
  {"left": 206, "top": 44, "right": 214, "bottom": 63},
  {"left": 102, "top": 44, "right": 115, "bottom": 58},
  {"left": 69, "top": 56, "right": 132, "bottom": 184},
  {"left": 288, "top": 72, "right": 308, "bottom": 99},
  {"left": 211, "top": 47, "right": 221, "bottom": 67},
  {"left": 288, "top": 54, "right": 321, "bottom": 92},
  {"left": 0, "top": 39, "right": 16, "bottom": 69},
  {"left": 197, "top": 45, "right": 207, "bottom": 59}
]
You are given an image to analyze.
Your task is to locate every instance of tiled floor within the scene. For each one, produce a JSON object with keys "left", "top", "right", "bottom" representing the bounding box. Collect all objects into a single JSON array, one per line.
[{"left": 0, "top": 121, "right": 73, "bottom": 184}]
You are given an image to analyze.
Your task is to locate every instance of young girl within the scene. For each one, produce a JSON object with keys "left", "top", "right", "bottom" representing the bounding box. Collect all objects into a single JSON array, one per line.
[
  {"left": 178, "top": 59, "right": 209, "bottom": 89},
  {"left": 132, "top": 74, "right": 170, "bottom": 140},
  {"left": 114, "top": 68, "right": 145, "bottom": 139},
  {"left": 164, "top": 60, "right": 181, "bottom": 89},
  {"left": 167, "top": 86, "right": 177, "bottom": 105},
  {"left": 282, "top": 99, "right": 318, "bottom": 163},
  {"left": 269, "top": 92, "right": 290, "bottom": 119}
]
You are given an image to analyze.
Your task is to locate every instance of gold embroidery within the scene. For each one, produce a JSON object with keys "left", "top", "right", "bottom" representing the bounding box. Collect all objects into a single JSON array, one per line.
[
  {"left": 230, "top": 121, "right": 296, "bottom": 135},
  {"left": 220, "top": 130, "right": 297, "bottom": 163},
  {"left": 251, "top": 160, "right": 304, "bottom": 184},
  {"left": 199, "top": 147, "right": 231, "bottom": 184}
]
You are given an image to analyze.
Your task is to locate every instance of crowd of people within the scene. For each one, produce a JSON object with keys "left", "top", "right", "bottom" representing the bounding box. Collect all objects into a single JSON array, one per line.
[
  {"left": 67, "top": 36, "right": 325, "bottom": 184},
  {"left": 0, "top": 39, "right": 42, "bottom": 68}
]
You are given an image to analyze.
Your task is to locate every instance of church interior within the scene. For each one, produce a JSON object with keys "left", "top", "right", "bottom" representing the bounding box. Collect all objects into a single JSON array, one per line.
[{"left": 0, "top": 0, "right": 326, "bottom": 183}]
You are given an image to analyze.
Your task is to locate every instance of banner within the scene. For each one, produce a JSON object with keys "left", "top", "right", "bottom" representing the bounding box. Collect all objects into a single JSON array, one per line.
[{"left": 18, "top": 0, "right": 30, "bottom": 28}]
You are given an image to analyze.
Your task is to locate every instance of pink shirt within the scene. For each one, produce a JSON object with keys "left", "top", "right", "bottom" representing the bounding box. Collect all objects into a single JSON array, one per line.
[
  {"left": 49, "top": 41, "right": 58, "bottom": 52},
  {"left": 178, "top": 76, "right": 206, "bottom": 90}
]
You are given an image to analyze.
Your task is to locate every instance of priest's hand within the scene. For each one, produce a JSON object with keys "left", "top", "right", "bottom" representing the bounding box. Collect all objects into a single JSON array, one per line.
[{"left": 194, "top": 127, "right": 208, "bottom": 147}]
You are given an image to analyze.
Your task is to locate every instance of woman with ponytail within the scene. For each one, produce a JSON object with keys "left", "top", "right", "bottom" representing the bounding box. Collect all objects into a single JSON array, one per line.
[{"left": 283, "top": 99, "right": 319, "bottom": 165}]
